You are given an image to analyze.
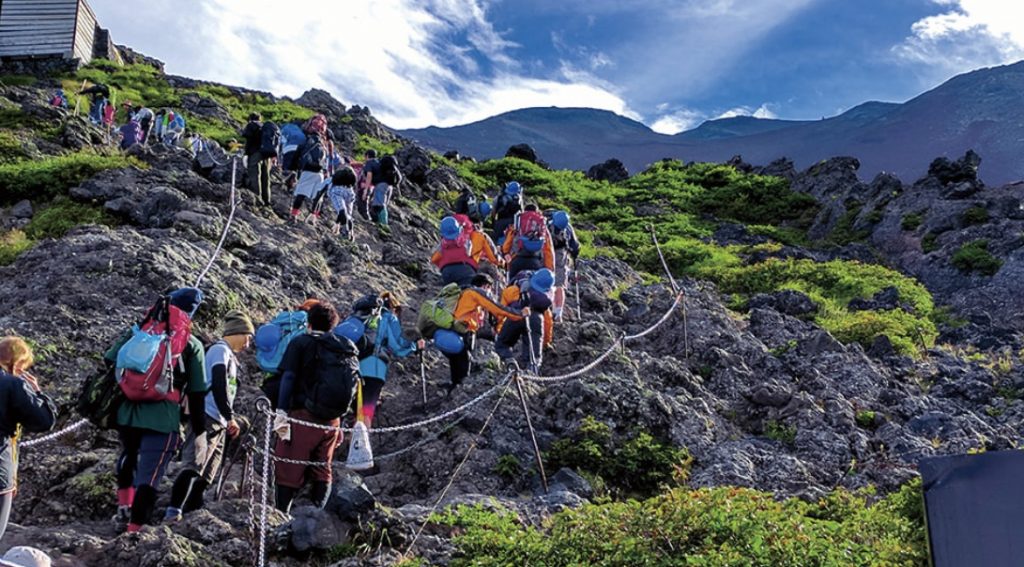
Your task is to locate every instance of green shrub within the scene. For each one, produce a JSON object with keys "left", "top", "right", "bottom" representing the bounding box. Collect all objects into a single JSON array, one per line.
[
  {"left": 545, "top": 416, "right": 689, "bottom": 497},
  {"left": 0, "top": 229, "right": 31, "bottom": 265},
  {"left": 0, "top": 75, "right": 37, "bottom": 87},
  {"left": 961, "top": 206, "right": 989, "bottom": 226},
  {"left": 952, "top": 239, "right": 1002, "bottom": 276},
  {"left": 764, "top": 419, "right": 797, "bottom": 446},
  {"left": 901, "top": 213, "right": 923, "bottom": 231},
  {"left": 433, "top": 479, "right": 927, "bottom": 567},
  {"left": 828, "top": 201, "right": 870, "bottom": 245},
  {"left": 921, "top": 232, "right": 939, "bottom": 253},
  {"left": 24, "top": 196, "right": 116, "bottom": 239},
  {"left": 494, "top": 455, "right": 522, "bottom": 479},
  {"left": 0, "top": 130, "right": 28, "bottom": 164},
  {"left": 0, "top": 153, "right": 142, "bottom": 204},
  {"left": 856, "top": 410, "right": 877, "bottom": 428},
  {"left": 355, "top": 134, "right": 401, "bottom": 157}
]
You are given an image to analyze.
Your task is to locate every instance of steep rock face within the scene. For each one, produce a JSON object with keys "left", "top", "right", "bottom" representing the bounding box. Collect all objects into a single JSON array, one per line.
[{"left": 586, "top": 158, "right": 630, "bottom": 182}]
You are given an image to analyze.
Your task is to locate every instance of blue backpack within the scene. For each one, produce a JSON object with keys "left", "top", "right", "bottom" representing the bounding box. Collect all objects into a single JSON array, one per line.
[{"left": 254, "top": 310, "right": 309, "bottom": 373}]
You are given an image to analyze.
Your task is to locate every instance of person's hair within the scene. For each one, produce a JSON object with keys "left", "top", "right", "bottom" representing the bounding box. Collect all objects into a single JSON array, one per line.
[
  {"left": 248, "top": 112, "right": 261, "bottom": 122},
  {"left": 380, "top": 291, "right": 401, "bottom": 314},
  {"left": 365, "top": 149, "right": 377, "bottom": 159},
  {"left": 471, "top": 274, "right": 493, "bottom": 288},
  {"left": 524, "top": 203, "right": 538, "bottom": 212},
  {"left": 307, "top": 301, "right": 339, "bottom": 332},
  {"left": 0, "top": 336, "right": 33, "bottom": 375},
  {"left": 297, "top": 298, "right": 320, "bottom": 311}
]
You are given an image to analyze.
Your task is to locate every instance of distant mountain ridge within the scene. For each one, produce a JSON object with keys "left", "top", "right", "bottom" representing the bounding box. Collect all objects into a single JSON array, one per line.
[{"left": 400, "top": 61, "right": 1024, "bottom": 184}]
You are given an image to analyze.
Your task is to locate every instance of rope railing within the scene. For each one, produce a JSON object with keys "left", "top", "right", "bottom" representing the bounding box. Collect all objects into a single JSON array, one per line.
[
  {"left": 193, "top": 156, "right": 239, "bottom": 288},
  {"left": 17, "top": 418, "right": 90, "bottom": 448}
]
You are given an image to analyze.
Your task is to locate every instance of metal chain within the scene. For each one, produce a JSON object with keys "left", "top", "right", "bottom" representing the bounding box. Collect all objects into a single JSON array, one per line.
[
  {"left": 268, "top": 373, "right": 515, "bottom": 434},
  {"left": 18, "top": 418, "right": 90, "bottom": 448}
]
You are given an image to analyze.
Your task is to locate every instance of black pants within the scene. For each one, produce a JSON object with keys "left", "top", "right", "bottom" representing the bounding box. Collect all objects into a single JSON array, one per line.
[
  {"left": 508, "top": 256, "right": 543, "bottom": 281},
  {"left": 495, "top": 314, "right": 544, "bottom": 371},
  {"left": 444, "top": 333, "right": 476, "bottom": 386}
]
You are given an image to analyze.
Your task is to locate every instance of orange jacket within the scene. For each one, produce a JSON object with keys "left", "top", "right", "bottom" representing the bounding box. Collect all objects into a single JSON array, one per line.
[
  {"left": 470, "top": 230, "right": 501, "bottom": 265},
  {"left": 501, "top": 225, "right": 555, "bottom": 271},
  {"left": 454, "top": 287, "right": 522, "bottom": 332},
  {"left": 498, "top": 285, "right": 554, "bottom": 348}
]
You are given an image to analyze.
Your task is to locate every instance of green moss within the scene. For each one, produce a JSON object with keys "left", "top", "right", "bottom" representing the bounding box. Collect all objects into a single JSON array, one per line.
[
  {"left": 355, "top": 134, "right": 401, "bottom": 157},
  {"left": 0, "top": 229, "right": 32, "bottom": 265},
  {"left": 828, "top": 201, "right": 870, "bottom": 245},
  {"left": 951, "top": 239, "right": 1002, "bottom": 276},
  {"left": 0, "top": 75, "right": 38, "bottom": 87},
  {"left": 0, "top": 153, "right": 143, "bottom": 204},
  {"left": 856, "top": 410, "right": 877, "bottom": 428},
  {"left": 24, "top": 196, "right": 117, "bottom": 240},
  {"left": 961, "top": 206, "right": 990, "bottom": 226},
  {"left": 0, "top": 130, "right": 28, "bottom": 164},
  {"left": 901, "top": 213, "right": 923, "bottom": 231},
  {"left": 494, "top": 455, "right": 522, "bottom": 479},
  {"left": 764, "top": 419, "right": 797, "bottom": 446},
  {"left": 921, "top": 232, "right": 939, "bottom": 253},
  {"left": 432, "top": 479, "right": 927, "bottom": 567}
]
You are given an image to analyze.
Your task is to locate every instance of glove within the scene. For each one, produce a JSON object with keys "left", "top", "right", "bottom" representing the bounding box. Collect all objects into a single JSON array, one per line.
[{"left": 273, "top": 410, "right": 291, "bottom": 441}]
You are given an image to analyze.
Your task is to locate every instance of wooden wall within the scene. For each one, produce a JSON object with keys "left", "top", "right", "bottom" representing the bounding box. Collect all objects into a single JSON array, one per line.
[{"left": 0, "top": 0, "right": 99, "bottom": 63}]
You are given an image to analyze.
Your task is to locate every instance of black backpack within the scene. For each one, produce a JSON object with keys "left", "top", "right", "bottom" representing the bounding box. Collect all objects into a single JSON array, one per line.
[
  {"left": 496, "top": 193, "right": 521, "bottom": 219},
  {"left": 332, "top": 166, "right": 357, "bottom": 187},
  {"left": 454, "top": 190, "right": 476, "bottom": 215},
  {"left": 76, "top": 364, "right": 125, "bottom": 430},
  {"left": 379, "top": 155, "right": 402, "bottom": 186},
  {"left": 260, "top": 122, "right": 281, "bottom": 158},
  {"left": 298, "top": 136, "right": 326, "bottom": 172},
  {"left": 303, "top": 333, "right": 360, "bottom": 420}
]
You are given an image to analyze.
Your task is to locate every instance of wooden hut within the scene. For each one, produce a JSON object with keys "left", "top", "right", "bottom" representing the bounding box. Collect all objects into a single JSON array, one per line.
[{"left": 0, "top": 0, "right": 112, "bottom": 64}]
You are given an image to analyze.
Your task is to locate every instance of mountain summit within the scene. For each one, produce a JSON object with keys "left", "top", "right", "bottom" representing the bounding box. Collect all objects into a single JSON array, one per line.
[{"left": 401, "top": 60, "right": 1024, "bottom": 184}]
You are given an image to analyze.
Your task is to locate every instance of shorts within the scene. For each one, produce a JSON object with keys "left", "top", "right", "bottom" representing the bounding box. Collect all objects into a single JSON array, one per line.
[
  {"left": 274, "top": 408, "right": 342, "bottom": 488},
  {"left": 180, "top": 419, "right": 228, "bottom": 484},
  {"left": 554, "top": 249, "right": 572, "bottom": 286}
]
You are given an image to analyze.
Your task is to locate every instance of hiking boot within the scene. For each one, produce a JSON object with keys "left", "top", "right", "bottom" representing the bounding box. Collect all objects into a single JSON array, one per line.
[
  {"left": 163, "top": 507, "right": 183, "bottom": 523},
  {"left": 503, "top": 359, "right": 520, "bottom": 373}
]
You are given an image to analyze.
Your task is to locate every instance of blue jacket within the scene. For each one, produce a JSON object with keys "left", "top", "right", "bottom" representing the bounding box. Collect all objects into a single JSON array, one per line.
[
  {"left": 0, "top": 371, "right": 57, "bottom": 492},
  {"left": 360, "top": 310, "right": 417, "bottom": 381}
]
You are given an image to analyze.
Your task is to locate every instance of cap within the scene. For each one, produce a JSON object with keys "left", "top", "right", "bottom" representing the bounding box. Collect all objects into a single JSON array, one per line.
[{"left": 440, "top": 216, "right": 462, "bottom": 240}]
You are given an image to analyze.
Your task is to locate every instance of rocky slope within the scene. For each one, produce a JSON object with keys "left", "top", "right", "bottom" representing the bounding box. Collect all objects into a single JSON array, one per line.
[{"left": 0, "top": 71, "right": 1021, "bottom": 566}]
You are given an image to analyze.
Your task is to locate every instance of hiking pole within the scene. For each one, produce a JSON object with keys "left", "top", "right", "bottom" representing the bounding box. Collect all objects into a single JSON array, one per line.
[
  {"left": 513, "top": 371, "right": 548, "bottom": 493},
  {"left": 73, "top": 80, "right": 86, "bottom": 116},
  {"left": 573, "top": 261, "right": 582, "bottom": 320},
  {"left": 419, "top": 349, "right": 427, "bottom": 404},
  {"left": 523, "top": 315, "right": 538, "bottom": 373}
]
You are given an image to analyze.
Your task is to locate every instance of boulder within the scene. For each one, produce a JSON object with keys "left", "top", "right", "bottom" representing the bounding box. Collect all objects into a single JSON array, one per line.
[
  {"left": 396, "top": 144, "right": 432, "bottom": 184},
  {"left": 586, "top": 158, "right": 629, "bottom": 182},
  {"left": 505, "top": 143, "right": 547, "bottom": 167},
  {"left": 748, "top": 290, "right": 818, "bottom": 317},
  {"left": 10, "top": 199, "right": 33, "bottom": 219},
  {"left": 325, "top": 470, "right": 377, "bottom": 522}
]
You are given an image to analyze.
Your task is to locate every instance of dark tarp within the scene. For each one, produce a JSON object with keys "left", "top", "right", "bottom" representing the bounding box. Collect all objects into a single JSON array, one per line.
[{"left": 920, "top": 451, "right": 1024, "bottom": 567}]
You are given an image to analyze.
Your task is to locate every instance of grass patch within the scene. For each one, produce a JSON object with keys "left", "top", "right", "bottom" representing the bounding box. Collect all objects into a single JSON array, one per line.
[
  {"left": 951, "top": 239, "right": 1002, "bottom": 276},
  {"left": 921, "top": 232, "right": 939, "bottom": 253},
  {"left": 901, "top": 213, "right": 923, "bottom": 231},
  {"left": 432, "top": 479, "right": 926, "bottom": 567},
  {"left": 24, "top": 196, "right": 117, "bottom": 240},
  {"left": 0, "top": 153, "right": 143, "bottom": 204},
  {"left": 0, "top": 229, "right": 32, "bottom": 265},
  {"left": 961, "top": 206, "right": 989, "bottom": 226},
  {"left": 355, "top": 134, "right": 401, "bottom": 157}
]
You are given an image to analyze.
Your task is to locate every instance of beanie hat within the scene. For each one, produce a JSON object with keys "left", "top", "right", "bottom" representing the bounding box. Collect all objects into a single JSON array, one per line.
[
  {"left": 222, "top": 310, "right": 255, "bottom": 337},
  {"left": 0, "top": 546, "right": 52, "bottom": 567},
  {"left": 440, "top": 216, "right": 462, "bottom": 240},
  {"left": 169, "top": 287, "right": 204, "bottom": 317},
  {"left": 531, "top": 269, "right": 555, "bottom": 294}
]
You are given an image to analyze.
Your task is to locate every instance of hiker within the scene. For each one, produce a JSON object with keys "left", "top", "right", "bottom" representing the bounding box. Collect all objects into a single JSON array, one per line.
[
  {"left": 453, "top": 187, "right": 478, "bottom": 216},
  {"left": 279, "top": 122, "right": 306, "bottom": 179},
  {"left": 291, "top": 133, "right": 327, "bottom": 221},
  {"left": 108, "top": 288, "right": 208, "bottom": 533},
  {"left": 163, "top": 112, "right": 186, "bottom": 146},
  {"left": 242, "top": 113, "right": 272, "bottom": 206},
  {"left": 338, "top": 293, "right": 424, "bottom": 427},
  {"left": 0, "top": 337, "right": 57, "bottom": 542},
  {"left": 325, "top": 166, "right": 358, "bottom": 240},
  {"left": 429, "top": 274, "right": 526, "bottom": 391},
  {"left": 50, "top": 89, "right": 68, "bottom": 109},
  {"left": 131, "top": 105, "right": 155, "bottom": 144},
  {"left": 0, "top": 546, "right": 52, "bottom": 567},
  {"left": 490, "top": 181, "right": 523, "bottom": 244},
  {"left": 118, "top": 119, "right": 143, "bottom": 151},
  {"left": 164, "top": 310, "right": 254, "bottom": 522},
  {"left": 548, "top": 211, "right": 581, "bottom": 321},
  {"left": 496, "top": 269, "right": 555, "bottom": 374},
  {"left": 356, "top": 150, "right": 379, "bottom": 221},
  {"left": 78, "top": 83, "right": 109, "bottom": 124},
  {"left": 256, "top": 298, "right": 321, "bottom": 409},
  {"left": 501, "top": 204, "right": 555, "bottom": 280},
  {"left": 431, "top": 215, "right": 503, "bottom": 288},
  {"left": 273, "top": 301, "right": 359, "bottom": 513},
  {"left": 368, "top": 155, "right": 401, "bottom": 228}
]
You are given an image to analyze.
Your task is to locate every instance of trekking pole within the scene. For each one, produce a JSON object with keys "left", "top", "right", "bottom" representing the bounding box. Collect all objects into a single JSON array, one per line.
[
  {"left": 419, "top": 349, "right": 427, "bottom": 404},
  {"left": 573, "top": 261, "right": 582, "bottom": 320},
  {"left": 523, "top": 314, "right": 538, "bottom": 372},
  {"left": 513, "top": 371, "right": 548, "bottom": 493},
  {"left": 73, "top": 80, "right": 86, "bottom": 116}
]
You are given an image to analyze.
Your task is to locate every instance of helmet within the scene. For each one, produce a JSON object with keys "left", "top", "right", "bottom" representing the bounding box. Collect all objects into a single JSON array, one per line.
[
  {"left": 505, "top": 181, "right": 521, "bottom": 196},
  {"left": 440, "top": 216, "right": 462, "bottom": 240},
  {"left": 530, "top": 269, "right": 555, "bottom": 294},
  {"left": 334, "top": 318, "right": 366, "bottom": 343},
  {"left": 552, "top": 211, "right": 570, "bottom": 230},
  {"left": 479, "top": 201, "right": 492, "bottom": 217}
]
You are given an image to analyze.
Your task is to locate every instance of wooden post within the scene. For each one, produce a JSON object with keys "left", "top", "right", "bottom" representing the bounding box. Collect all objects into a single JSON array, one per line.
[{"left": 514, "top": 373, "right": 548, "bottom": 493}]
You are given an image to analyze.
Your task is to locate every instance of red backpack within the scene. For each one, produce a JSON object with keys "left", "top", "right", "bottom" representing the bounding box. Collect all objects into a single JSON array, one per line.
[
  {"left": 438, "top": 230, "right": 476, "bottom": 269},
  {"left": 115, "top": 297, "right": 193, "bottom": 403},
  {"left": 514, "top": 210, "right": 547, "bottom": 254}
]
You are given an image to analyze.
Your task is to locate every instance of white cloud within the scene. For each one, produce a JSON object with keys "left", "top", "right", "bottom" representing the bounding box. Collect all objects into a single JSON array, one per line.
[
  {"left": 894, "top": 0, "right": 1024, "bottom": 73},
  {"left": 89, "top": 0, "right": 635, "bottom": 129},
  {"left": 650, "top": 108, "right": 704, "bottom": 134},
  {"left": 715, "top": 104, "right": 778, "bottom": 120}
]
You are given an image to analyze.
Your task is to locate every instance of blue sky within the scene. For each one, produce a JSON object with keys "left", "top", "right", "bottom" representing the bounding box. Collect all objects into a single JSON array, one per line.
[{"left": 89, "top": 0, "right": 1024, "bottom": 132}]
